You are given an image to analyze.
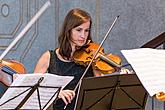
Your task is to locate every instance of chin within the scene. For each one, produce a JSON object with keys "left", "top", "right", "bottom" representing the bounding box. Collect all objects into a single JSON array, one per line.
[
  {"left": 80, "top": 43, "right": 86, "bottom": 46},
  {"left": 77, "top": 42, "right": 85, "bottom": 47}
]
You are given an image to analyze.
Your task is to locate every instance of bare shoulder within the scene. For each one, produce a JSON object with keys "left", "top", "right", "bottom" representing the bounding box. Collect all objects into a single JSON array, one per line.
[
  {"left": 34, "top": 50, "right": 51, "bottom": 73},
  {"left": 38, "top": 50, "right": 51, "bottom": 66},
  {"left": 41, "top": 50, "right": 51, "bottom": 59}
]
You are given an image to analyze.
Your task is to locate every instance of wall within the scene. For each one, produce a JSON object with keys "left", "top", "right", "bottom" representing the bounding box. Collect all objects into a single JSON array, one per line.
[{"left": 0, "top": 0, "right": 165, "bottom": 109}]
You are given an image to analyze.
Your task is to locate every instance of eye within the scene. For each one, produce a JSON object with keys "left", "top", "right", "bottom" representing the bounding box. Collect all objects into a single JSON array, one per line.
[
  {"left": 76, "top": 28, "right": 82, "bottom": 32},
  {"left": 85, "top": 29, "right": 90, "bottom": 32}
]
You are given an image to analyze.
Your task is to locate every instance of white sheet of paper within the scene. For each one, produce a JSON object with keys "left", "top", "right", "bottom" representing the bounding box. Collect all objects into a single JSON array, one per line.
[
  {"left": 0, "top": 73, "right": 73, "bottom": 110},
  {"left": 121, "top": 48, "right": 165, "bottom": 96}
]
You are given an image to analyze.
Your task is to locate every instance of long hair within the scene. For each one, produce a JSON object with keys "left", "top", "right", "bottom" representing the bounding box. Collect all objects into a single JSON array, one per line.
[{"left": 58, "top": 8, "right": 92, "bottom": 60}]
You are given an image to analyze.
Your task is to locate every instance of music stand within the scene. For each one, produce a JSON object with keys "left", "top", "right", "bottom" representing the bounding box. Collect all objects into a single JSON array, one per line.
[
  {"left": 0, "top": 74, "right": 73, "bottom": 110},
  {"left": 74, "top": 74, "right": 148, "bottom": 110}
]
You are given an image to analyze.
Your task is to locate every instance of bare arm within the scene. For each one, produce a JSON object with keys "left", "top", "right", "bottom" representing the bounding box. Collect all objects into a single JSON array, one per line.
[
  {"left": 34, "top": 51, "right": 50, "bottom": 73},
  {"left": 34, "top": 50, "right": 75, "bottom": 105}
]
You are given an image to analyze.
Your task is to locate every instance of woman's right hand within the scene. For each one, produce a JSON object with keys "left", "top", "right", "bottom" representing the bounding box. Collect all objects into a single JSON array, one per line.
[{"left": 58, "top": 89, "right": 75, "bottom": 105}]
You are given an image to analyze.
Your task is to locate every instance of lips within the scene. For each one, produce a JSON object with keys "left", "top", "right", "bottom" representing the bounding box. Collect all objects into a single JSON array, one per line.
[{"left": 78, "top": 40, "right": 85, "bottom": 43}]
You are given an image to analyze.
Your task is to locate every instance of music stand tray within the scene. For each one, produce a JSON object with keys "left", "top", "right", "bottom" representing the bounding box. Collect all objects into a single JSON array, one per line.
[{"left": 74, "top": 74, "right": 148, "bottom": 110}]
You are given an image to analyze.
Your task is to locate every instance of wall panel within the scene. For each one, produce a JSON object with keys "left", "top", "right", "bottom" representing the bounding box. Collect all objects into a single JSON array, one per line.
[{"left": 1, "top": 0, "right": 165, "bottom": 109}]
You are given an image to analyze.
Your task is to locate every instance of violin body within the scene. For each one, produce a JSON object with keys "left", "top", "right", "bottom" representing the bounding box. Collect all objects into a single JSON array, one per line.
[
  {"left": 73, "top": 43, "right": 121, "bottom": 74},
  {"left": 0, "top": 60, "right": 26, "bottom": 74},
  {"left": 0, "top": 59, "right": 26, "bottom": 97},
  {"left": 73, "top": 43, "right": 104, "bottom": 66}
]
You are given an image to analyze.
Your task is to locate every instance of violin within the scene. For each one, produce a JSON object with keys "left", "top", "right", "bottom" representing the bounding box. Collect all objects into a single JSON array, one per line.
[
  {"left": 0, "top": 59, "right": 26, "bottom": 86},
  {"left": 0, "top": 59, "right": 26, "bottom": 97},
  {"left": 0, "top": 60, "right": 26, "bottom": 97},
  {"left": 73, "top": 42, "right": 122, "bottom": 74}
]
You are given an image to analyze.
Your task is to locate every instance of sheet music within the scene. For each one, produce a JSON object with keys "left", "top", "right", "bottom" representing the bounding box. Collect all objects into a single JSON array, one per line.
[
  {"left": 121, "top": 48, "right": 165, "bottom": 96},
  {"left": 0, "top": 73, "right": 73, "bottom": 110}
]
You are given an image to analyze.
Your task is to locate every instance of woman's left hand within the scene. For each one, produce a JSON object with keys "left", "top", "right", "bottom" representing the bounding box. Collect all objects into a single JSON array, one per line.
[{"left": 120, "top": 68, "right": 132, "bottom": 74}]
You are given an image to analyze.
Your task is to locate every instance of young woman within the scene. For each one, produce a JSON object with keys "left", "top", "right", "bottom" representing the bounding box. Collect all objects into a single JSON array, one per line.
[
  {"left": 34, "top": 8, "right": 94, "bottom": 110},
  {"left": 34, "top": 8, "right": 130, "bottom": 110}
]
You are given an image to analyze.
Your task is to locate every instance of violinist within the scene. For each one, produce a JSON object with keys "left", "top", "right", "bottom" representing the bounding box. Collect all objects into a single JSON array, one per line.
[{"left": 34, "top": 8, "right": 129, "bottom": 110}]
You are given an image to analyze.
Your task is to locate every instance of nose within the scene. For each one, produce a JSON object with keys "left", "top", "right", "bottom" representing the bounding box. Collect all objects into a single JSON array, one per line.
[{"left": 80, "top": 31, "right": 86, "bottom": 39}]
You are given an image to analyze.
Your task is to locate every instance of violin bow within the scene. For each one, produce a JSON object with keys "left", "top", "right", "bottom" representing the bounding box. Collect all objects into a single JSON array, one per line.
[
  {"left": 0, "top": 0, "right": 51, "bottom": 60},
  {"left": 74, "top": 16, "right": 120, "bottom": 91}
]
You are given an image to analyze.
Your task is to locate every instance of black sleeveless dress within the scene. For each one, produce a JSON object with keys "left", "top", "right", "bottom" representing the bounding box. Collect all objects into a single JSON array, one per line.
[{"left": 47, "top": 50, "right": 94, "bottom": 110}]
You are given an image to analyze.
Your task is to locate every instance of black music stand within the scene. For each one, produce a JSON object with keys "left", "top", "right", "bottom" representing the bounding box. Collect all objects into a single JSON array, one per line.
[{"left": 74, "top": 74, "right": 148, "bottom": 110}]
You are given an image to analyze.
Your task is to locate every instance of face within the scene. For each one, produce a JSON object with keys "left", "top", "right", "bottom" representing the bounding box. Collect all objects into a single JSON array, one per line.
[{"left": 70, "top": 21, "right": 90, "bottom": 48}]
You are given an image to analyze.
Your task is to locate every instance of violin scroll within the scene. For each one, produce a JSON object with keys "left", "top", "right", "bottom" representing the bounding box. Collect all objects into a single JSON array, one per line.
[{"left": 156, "top": 92, "right": 165, "bottom": 101}]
